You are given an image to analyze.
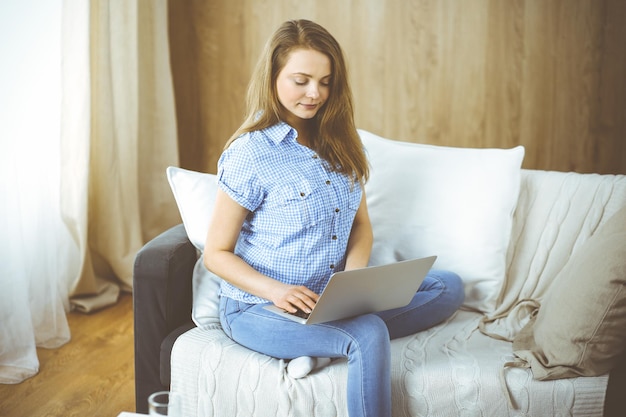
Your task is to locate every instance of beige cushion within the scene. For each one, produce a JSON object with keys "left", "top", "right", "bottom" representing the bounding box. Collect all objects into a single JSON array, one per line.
[
  {"left": 481, "top": 170, "right": 626, "bottom": 341},
  {"left": 512, "top": 206, "right": 626, "bottom": 379}
]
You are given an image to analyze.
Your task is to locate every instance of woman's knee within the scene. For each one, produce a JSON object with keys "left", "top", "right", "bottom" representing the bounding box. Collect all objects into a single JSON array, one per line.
[
  {"left": 343, "top": 314, "right": 390, "bottom": 355},
  {"left": 432, "top": 269, "right": 465, "bottom": 308}
]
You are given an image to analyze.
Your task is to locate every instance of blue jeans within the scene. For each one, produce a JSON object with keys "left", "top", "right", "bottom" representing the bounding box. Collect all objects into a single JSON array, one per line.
[{"left": 219, "top": 269, "right": 465, "bottom": 417}]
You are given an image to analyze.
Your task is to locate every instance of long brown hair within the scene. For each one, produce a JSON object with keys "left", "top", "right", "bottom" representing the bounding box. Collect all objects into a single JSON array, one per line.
[{"left": 226, "top": 19, "right": 369, "bottom": 183}]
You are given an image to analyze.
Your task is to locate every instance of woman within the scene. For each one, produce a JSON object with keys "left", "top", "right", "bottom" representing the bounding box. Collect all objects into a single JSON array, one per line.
[{"left": 204, "top": 19, "right": 464, "bottom": 417}]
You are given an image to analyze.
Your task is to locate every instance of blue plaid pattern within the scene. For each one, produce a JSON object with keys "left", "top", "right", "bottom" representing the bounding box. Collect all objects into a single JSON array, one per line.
[{"left": 217, "top": 122, "right": 362, "bottom": 304}]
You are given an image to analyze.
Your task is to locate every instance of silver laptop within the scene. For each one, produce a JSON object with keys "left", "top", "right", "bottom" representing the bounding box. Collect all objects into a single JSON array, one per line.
[{"left": 263, "top": 255, "right": 437, "bottom": 325}]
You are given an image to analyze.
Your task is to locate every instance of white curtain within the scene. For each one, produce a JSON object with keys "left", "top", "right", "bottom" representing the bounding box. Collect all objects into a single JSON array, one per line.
[
  {"left": 0, "top": 0, "right": 180, "bottom": 384},
  {"left": 0, "top": 0, "right": 72, "bottom": 384}
]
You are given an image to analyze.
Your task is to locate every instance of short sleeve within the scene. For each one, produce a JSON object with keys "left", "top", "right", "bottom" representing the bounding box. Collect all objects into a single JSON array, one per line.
[{"left": 217, "top": 138, "right": 264, "bottom": 212}]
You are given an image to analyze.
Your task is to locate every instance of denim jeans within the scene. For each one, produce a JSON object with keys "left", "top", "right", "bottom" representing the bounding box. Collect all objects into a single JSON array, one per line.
[{"left": 219, "top": 269, "right": 465, "bottom": 417}]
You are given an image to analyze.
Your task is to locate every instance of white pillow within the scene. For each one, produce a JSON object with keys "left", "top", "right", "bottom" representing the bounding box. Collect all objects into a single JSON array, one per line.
[
  {"left": 166, "top": 166, "right": 221, "bottom": 326},
  {"left": 359, "top": 130, "right": 525, "bottom": 313},
  {"left": 166, "top": 166, "right": 218, "bottom": 251},
  {"left": 191, "top": 255, "right": 222, "bottom": 328}
]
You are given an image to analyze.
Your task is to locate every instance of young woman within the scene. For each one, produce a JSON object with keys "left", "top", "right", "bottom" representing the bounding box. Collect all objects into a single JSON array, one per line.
[{"left": 203, "top": 19, "right": 465, "bottom": 417}]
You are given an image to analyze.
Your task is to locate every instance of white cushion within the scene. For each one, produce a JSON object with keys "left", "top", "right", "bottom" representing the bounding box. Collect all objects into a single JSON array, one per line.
[
  {"left": 167, "top": 166, "right": 222, "bottom": 327},
  {"left": 166, "top": 166, "right": 218, "bottom": 251},
  {"left": 191, "top": 256, "right": 222, "bottom": 328},
  {"left": 359, "top": 130, "right": 525, "bottom": 312}
]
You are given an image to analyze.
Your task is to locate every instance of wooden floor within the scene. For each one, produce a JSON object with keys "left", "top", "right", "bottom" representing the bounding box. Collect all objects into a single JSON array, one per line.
[{"left": 0, "top": 293, "right": 136, "bottom": 417}]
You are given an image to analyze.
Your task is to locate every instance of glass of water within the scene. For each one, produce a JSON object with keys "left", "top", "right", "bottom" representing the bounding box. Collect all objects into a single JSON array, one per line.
[{"left": 148, "top": 391, "right": 181, "bottom": 416}]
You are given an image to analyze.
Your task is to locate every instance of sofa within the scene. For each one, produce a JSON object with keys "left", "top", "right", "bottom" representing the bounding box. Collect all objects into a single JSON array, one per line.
[{"left": 133, "top": 129, "right": 626, "bottom": 416}]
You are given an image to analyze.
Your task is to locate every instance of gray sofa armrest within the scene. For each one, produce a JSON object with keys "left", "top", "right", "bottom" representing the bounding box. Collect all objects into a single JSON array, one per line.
[
  {"left": 604, "top": 348, "right": 626, "bottom": 417},
  {"left": 133, "top": 224, "right": 197, "bottom": 413}
]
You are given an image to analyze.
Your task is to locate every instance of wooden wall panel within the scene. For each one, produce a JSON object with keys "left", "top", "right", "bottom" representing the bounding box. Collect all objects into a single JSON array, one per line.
[{"left": 169, "top": 0, "right": 626, "bottom": 175}]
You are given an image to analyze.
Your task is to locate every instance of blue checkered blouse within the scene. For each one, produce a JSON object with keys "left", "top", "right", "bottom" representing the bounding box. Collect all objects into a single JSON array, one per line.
[{"left": 217, "top": 122, "right": 362, "bottom": 304}]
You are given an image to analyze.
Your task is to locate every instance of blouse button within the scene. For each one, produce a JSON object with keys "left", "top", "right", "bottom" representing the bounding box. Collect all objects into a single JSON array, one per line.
[
  {"left": 312, "top": 154, "right": 319, "bottom": 159},
  {"left": 330, "top": 264, "right": 335, "bottom": 269},
  {"left": 325, "top": 180, "right": 331, "bottom": 185},
  {"left": 300, "top": 192, "right": 305, "bottom": 197},
  {"left": 334, "top": 208, "right": 340, "bottom": 213},
  {"left": 332, "top": 235, "right": 337, "bottom": 240}
]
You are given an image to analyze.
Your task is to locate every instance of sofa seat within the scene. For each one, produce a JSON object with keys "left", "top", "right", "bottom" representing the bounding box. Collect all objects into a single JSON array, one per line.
[{"left": 171, "top": 310, "right": 608, "bottom": 417}]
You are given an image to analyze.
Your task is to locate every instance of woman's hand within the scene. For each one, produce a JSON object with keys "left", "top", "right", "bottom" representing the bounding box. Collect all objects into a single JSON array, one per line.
[{"left": 271, "top": 283, "right": 319, "bottom": 314}]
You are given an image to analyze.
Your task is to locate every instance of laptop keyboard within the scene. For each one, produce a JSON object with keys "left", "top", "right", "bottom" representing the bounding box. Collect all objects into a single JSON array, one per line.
[{"left": 291, "top": 308, "right": 310, "bottom": 320}]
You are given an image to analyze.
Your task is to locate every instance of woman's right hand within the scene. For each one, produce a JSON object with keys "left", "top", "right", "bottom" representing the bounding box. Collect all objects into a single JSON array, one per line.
[{"left": 271, "top": 283, "right": 319, "bottom": 315}]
